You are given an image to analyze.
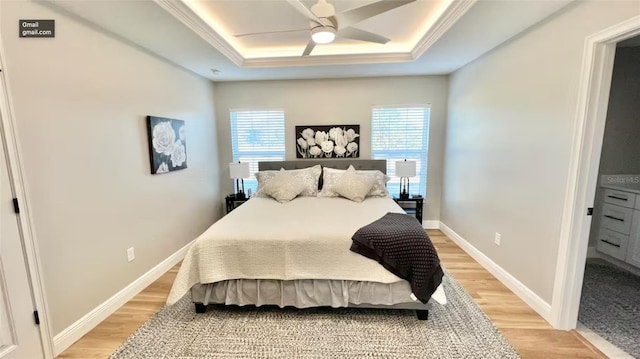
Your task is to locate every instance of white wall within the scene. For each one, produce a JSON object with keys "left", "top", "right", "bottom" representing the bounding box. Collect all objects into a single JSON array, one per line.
[
  {"left": 214, "top": 76, "right": 448, "bottom": 221},
  {"left": 442, "top": 1, "right": 640, "bottom": 304},
  {"left": 1, "top": 1, "right": 221, "bottom": 335}
]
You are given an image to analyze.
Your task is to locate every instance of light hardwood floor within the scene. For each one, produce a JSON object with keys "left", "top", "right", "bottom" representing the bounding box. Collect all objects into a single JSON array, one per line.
[{"left": 58, "top": 230, "right": 606, "bottom": 359}]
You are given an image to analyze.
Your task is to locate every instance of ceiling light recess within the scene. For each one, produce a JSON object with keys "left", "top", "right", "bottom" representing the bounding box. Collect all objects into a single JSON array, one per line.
[{"left": 311, "top": 26, "right": 336, "bottom": 44}]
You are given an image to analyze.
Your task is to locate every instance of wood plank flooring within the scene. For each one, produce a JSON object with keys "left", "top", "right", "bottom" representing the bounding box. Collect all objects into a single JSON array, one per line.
[{"left": 57, "top": 230, "right": 606, "bottom": 359}]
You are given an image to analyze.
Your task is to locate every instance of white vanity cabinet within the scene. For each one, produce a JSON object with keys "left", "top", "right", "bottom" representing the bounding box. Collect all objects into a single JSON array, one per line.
[
  {"left": 596, "top": 186, "right": 640, "bottom": 269},
  {"left": 626, "top": 211, "right": 640, "bottom": 267}
]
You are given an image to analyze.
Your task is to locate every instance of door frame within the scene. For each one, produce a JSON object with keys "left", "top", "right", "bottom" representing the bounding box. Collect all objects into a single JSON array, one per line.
[
  {"left": 0, "top": 39, "right": 55, "bottom": 357},
  {"left": 551, "top": 15, "right": 640, "bottom": 330}
]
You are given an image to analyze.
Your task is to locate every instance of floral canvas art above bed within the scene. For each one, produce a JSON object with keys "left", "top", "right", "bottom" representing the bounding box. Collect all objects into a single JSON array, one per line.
[
  {"left": 295, "top": 125, "right": 360, "bottom": 158},
  {"left": 146, "top": 116, "right": 187, "bottom": 174}
]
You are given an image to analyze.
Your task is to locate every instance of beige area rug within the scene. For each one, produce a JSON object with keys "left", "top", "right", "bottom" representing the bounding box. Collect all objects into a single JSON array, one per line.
[{"left": 110, "top": 272, "right": 519, "bottom": 358}]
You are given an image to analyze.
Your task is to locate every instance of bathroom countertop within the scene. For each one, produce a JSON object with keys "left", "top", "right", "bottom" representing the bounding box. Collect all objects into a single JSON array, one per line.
[{"left": 601, "top": 182, "right": 640, "bottom": 195}]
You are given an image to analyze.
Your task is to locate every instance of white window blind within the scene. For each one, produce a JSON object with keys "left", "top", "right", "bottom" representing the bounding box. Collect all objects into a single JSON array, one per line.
[
  {"left": 371, "top": 105, "right": 430, "bottom": 198},
  {"left": 230, "top": 109, "right": 285, "bottom": 193}
]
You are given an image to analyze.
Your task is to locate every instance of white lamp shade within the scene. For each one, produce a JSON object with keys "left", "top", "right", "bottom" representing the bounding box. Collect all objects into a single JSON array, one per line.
[
  {"left": 229, "top": 162, "right": 250, "bottom": 179},
  {"left": 395, "top": 161, "right": 416, "bottom": 177}
]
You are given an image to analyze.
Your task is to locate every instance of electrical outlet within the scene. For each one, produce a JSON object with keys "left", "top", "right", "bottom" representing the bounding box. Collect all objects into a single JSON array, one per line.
[
  {"left": 127, "top": 247, "right": 135, "bottom": 262},
  {"left": 494, "top": 233, "right": 501, "bottom": 246}
]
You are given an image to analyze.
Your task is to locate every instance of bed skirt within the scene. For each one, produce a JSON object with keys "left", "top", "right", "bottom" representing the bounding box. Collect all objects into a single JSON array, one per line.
[{"left": 190, "top": 279, "right": 442, "bottom": 310}]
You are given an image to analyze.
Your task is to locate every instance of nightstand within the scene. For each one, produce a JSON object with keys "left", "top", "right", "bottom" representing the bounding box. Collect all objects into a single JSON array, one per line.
[
  {"left": 225, "top": 195, "right": 249, "bottom": 214},
  {"left": 393, "top": 196, "right": 423, "bottom": 223}
]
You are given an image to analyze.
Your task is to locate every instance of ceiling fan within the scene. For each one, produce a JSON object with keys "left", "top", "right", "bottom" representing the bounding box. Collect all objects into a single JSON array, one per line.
[{"left": 235, "top": 0, "right": 416, "bottom": 56}]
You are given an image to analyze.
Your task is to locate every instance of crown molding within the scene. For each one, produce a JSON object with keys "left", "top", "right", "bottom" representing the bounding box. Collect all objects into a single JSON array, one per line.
[
  {"left": 153, "top": 0, "right": 245, "bottom": 66},
  {"left": 155, "top": 0, "right": 474, "bottom": 68},
  {"left": 242, "top": 52, "right": 413, "bottom": 68},
  {"left": 411, "top": 0, "right": 476, "bottom": 59}
]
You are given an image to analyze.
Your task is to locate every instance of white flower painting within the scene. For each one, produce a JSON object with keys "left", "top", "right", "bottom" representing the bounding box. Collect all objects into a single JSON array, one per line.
[
  {"left": 156, "top": 162, "right": 169, "bottom": 174},
  {"left": 147, "top": 116, "right": 188, "bottom": 174},
  {"left": 295, "top": 125, "right": 360, "bottom": 158}
]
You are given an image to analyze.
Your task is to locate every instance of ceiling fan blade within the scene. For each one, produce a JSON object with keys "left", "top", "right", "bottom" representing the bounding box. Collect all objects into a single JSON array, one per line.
[
  {"left": 330, "top": 0, "right": 416, "bottom": 29},
  {"left": 337, "top": 27, "right": 389, "bottom": 44},
  {"left": 286, "top": 0, "right": 323, "bottom": 24},
  {"left": 302, "top": 40, "right": 316, "bottom": 56},
  {"left": 235, "top": 29, "right": 308, "bottom": 38}
]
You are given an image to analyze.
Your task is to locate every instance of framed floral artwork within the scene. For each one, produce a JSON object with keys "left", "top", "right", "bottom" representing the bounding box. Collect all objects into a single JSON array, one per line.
[
  {"left": 146, "top": 116, "right": 187, "bottom": 174},
  {"left": 295, "top": 125, "right": 360, "bottom": 159}
]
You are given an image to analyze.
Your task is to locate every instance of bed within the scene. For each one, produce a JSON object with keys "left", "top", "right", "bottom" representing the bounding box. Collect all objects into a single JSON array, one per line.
[{"left": 167, "top": 159, "right": 446, "bottom": 320}]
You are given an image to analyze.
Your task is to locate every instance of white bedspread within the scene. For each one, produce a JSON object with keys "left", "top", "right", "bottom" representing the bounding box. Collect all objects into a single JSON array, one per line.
[{"left": 168, "top": 196, "right": 446, "bottom": 305}]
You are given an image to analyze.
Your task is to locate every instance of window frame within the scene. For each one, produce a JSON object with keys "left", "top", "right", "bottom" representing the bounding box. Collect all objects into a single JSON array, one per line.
[
  {"left": 229, "top": 108, "right": 286, "bottom": 194},
  {"left": 370, "top": 104, "right": 431, "bottom": 198}
]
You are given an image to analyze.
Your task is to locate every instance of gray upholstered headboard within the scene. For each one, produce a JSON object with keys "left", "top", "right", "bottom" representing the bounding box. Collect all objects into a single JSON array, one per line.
[{"left": 258, "top": 159, "right": 387, "bottom": 174}]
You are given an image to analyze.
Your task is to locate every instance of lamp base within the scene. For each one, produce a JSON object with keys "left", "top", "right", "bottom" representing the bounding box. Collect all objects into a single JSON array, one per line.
[{"left": 399, "top": 177, "right": 411, "bottom": 200}]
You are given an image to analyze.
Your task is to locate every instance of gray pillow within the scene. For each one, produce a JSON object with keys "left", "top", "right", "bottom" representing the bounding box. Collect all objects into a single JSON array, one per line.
[
  {"left": 255, "top": 165, "right": 322, "bottom": 197},
  {"left": 262, "top": 169, "right": 305, "bottom": 203},
  {"left": 319, "top": 167, "right": 390, "bottom": 198},
  {"left": 331, "top": 166, "right": 376, "bottom": 203}
]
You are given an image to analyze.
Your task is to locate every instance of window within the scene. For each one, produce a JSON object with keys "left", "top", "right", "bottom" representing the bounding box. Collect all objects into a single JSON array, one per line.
[
  {"left": 230, "top": 109, "right": 285, "bottom": 193},
  {"left": 371, "top": 105, "right": 430, "bottom": 198}
]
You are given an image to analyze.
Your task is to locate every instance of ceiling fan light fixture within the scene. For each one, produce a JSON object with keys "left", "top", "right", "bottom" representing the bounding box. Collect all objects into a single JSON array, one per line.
[{"left": 311, "top": 26, "right": 336, "bottom": 44}]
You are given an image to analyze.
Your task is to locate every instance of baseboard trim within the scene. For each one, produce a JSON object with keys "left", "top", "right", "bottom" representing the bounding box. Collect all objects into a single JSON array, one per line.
[
  {"left": 53, "top": 240, "right": 194, "bottom": 356},
  {"left": 586, "top": 246, "right": 598, "bottom": 258},
  {"left": 439, "top": 222, "right": 553, "bottom": 324},
  {"left": 422, "top": 220, "right": 440, "bottom": 229},
  {"left": 594, "top": 250, "right": 640, "bottom": 277}
]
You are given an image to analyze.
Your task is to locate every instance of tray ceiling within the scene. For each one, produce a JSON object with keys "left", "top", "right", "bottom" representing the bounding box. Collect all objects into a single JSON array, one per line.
[
  {"left": 45, "top": 0, "right": 574, "bottom": 81},
  {"left": 184, "top": 0, "right": 454, "bottom": 59}
]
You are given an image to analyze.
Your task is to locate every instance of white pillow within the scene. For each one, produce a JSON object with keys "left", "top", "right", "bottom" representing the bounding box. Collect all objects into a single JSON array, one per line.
[
  {"left": 320, "top": 167, "right": 390, "bottom": 198},
  {"left": 255, "top": 165, "right": 321, "bottom": 197},
  {"left": 262, "top": 169, "right": 305, "bottom": 203},
  {"left": 331, "top": 166, "right": 376, "bottom": 203}
]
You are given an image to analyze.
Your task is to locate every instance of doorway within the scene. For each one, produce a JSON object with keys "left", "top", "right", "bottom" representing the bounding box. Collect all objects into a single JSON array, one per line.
[
  {"left": 549, "top": 13, "right": 640, "bottom": 358},
  {"left": 0, "top": 40, "right": 52, "bottom": 357},
  {"left": 0, "top": 122, "right": 45, "bottom": 358},
  {"left": 575, "top": 38, "right": 640, "bottom": 358}
]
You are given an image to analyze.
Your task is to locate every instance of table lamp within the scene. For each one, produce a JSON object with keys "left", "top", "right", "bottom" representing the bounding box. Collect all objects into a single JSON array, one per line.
[
  {"left": 229, "top": 162, "right": 250, "bottom": 199},
  {"left": 395, "top": 160, "right": 416, "bottom": 200}
]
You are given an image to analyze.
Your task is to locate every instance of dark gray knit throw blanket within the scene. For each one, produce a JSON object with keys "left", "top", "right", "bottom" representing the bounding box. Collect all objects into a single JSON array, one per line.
[{"left": 350, "top": 212, "right": 444, "bottom": 303}]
